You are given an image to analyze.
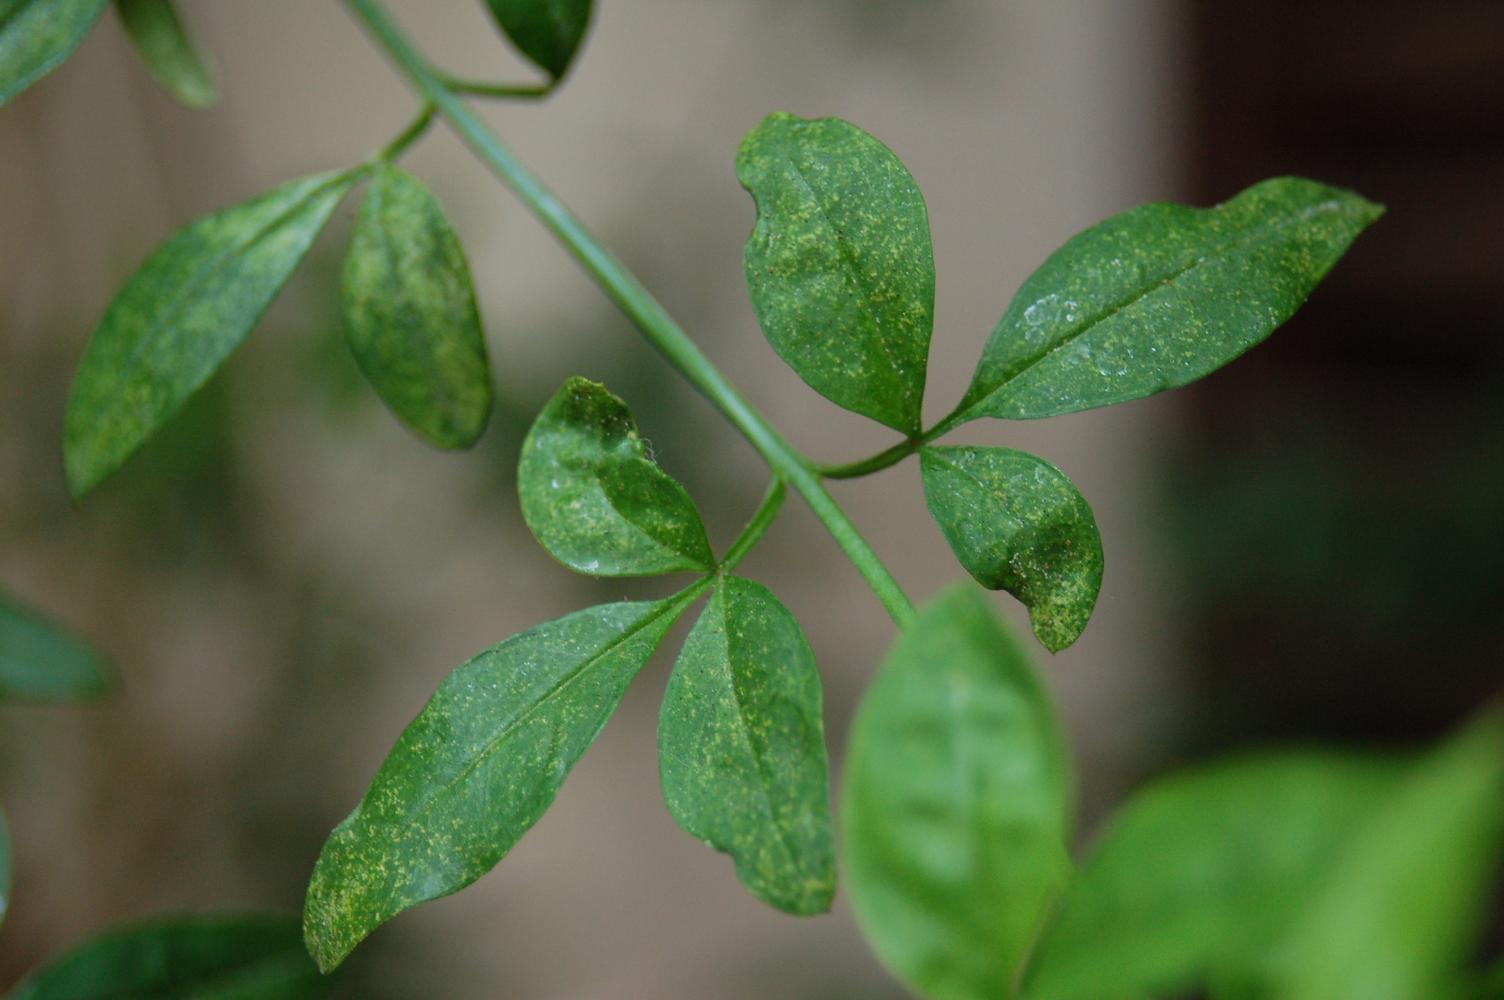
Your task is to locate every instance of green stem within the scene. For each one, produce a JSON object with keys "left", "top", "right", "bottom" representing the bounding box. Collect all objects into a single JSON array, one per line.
[
  {"left": 719, "top": 478, "right": 785, "bottom": 573},
  {"left": 437, "top": 75, "right": 552, "bottom": 100},
  {"left": 344, "top": 0, "right": 916, "bottom": 628},
  {"left": 374, "top": 102, "right": 435, "bottom": 162},
  {"left": 814, "top": 408, "right": 962, "bottom": 479}
]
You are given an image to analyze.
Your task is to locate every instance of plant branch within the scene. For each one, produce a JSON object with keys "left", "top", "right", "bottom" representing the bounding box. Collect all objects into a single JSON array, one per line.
[
  {"left": 344, "top": 0, "right": 916, "bottom": 627},
  {"left": 437, "top": 75, "right": 552, "bottom": 100},
  {"left": 719, "top": 478, "right": 785, "bottom": 573}
]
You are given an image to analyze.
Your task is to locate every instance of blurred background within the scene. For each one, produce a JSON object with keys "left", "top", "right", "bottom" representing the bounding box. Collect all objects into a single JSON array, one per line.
[{"left": 0, "top": 1, "right": 1499, "bottom": 996}]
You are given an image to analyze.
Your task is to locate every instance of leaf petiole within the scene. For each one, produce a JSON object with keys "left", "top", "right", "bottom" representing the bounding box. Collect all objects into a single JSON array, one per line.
[
  {"left": 373, "top": 101, "right": 436, "bottom": 164},
  {"left": 718, "top": 478, "right": 786, "bottom": 574},
  {"left": 438, "top": 74, "right": 553, "bottom": 100}
]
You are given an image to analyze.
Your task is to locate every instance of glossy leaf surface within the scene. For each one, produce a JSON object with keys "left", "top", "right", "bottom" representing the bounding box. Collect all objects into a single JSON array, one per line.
[
  {"left": 659, "top": 576, "right": 834, "bottom": 915},
  {"left": 0, "top": 595, "right": 108, "bottom": 702},
  {"left": 519, "top": 377, "right": 713, "bottom": 576},
  {"left": 957, "top": 178, "right": 1382, "bottom": 423},
  {"left": 920, "top": 445, "right": 1102, "bottom": 652},
  {"left": 64, "top": 171, "right": 355, "bottom": 496},
  {"left": 115, "top": 0, "right": 217, "bottom": 108},
  {"left": 0, "top": 0, "right": 106, "bottom": 107},
  {"left": 483, "top": 0, "right": 592, "bottom": 79},
  {"left": 739, "top": 113, "right": 933, "bottom": 434},
  {"left": 10, "top": 915, "right": 328, "bottom": 999},
  {"left": 844, "top": 584, "right": 1071, "bottom": 1000},
  {"left": 1024, "top": 753, "right": 1401, "bottom": 1000},
  {"left": 1273, "top": 710, "right": 1504, "bottom": 1000},
  {"left": 304, "top": 593, "right": 695, "bottom": 971},
  {"left": 343, "top": 164, "right": 493, "bottom": 449}
]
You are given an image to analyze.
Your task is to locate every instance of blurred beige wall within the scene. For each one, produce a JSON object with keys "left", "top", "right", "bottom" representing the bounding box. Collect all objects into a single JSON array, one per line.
[{"left": 0, "top": 2, "right": 1188, "bottom": 996}]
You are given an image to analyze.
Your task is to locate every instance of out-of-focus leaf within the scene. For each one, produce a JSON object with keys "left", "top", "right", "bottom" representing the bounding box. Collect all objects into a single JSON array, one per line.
[
  {"left": 738, "top": 113, "right": 933, "bottom": 435},
  {"left": 0, "top": 0, "right": 107, "bottom": 107},
  {"left": 1272, "top": 709, "right": 1504, "bottom": 1000},
  {"left": 482, "top": 0, "right": 592, "bottom": 80},
  {"left": 115, "top": 0, "right": 217, "bottom": 108},
  {"left": 64, "top": 171, "right": 356, "bottom": 497},
  {"left": 343, "top": 164, "right": 493, "bottom": 449},
  {"left": 659, "top": 576, "right": 834, "bottom": 915},
  {"left": 920, "top": 445, "right": 1102, "bottom": 651},
  {"left": 1023, "top": 752, "right": 1401, "bottom": 1000},
  {"left": 9, "top": 915, "right": 329, "bottom": 999},
  {"left": 0, "top": 595, "right": 108, "bottom": 703},
  {"left": 844, "top": 584, "right": 1072, "bottom": 1000},
  {"left": 956, "top": 178, "right": 1382, "bottom": 424},
  {"left": 304, "top": 590, "right": 698, "bottom": 972},
  {"left": 518, "top": 377, "right": 714, "bottom": 576}
]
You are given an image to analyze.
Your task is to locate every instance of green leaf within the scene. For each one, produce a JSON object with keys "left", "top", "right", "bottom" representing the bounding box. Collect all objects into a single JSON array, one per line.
[
  {"left": 482, "top": 0, "right": 592, "bottom": 80},
  {"left": 919, "top": 446, "right": 1102, "bottom": 652},
  {"left": 9, "top": 915, "right": 329, "bottom": 999},
  {"left": 518, "top": 377, "right": 714, "bottom": 576},
  {"left": 1023, "top": 752, "right": 1402, "bottom": 1000},
  {"left": 0, "top": 595, "right": 108, "bottom": 703},
  {"left": 1272, "top": 709, "right": 1504, "bottom": 1000},
  {"left": 843, "top": 584, "right": 1072, "bottom": 1000},
  {"left": 343, "top": 164, "right": 494, "bottom": 449},
  {"left": 956, "top": 177, "right": 1383, "bottom": 424},
  {"left": 0, "top": 0, "right": 107, "bottom": 107},
  {"left": 304, "top": 591, "right": 697, "bottom": 972},
  {"left": 64, "top": 171, "right": 356, "bottom": 497},
  {"left": 738, "top": 113, "right": 934, "bottom": 435},
  {"left": 114, "top": 0, "right": 217, "bottom": 108},
  {"left": 659, "top": 576, "right": 834, "bottom": 916}
]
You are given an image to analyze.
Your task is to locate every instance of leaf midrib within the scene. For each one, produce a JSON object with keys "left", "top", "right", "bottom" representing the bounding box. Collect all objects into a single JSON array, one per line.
[{"left": 966, "top": 196, "right": 1349, "bottom": 417}]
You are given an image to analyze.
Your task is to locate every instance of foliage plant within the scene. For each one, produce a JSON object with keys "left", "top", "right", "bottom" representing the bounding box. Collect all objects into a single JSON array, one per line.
[{"left": 5, "top": 2, "right": 1503, "bottom": 999}]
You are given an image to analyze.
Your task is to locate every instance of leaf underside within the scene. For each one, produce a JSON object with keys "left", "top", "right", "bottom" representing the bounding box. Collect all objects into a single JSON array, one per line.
[
  {"left": 843, "top": 584, "right": 1072, "bottom": 1000},
  {"left": 959, "top": 177, "right": 1383, "bottom": 423},
  {"left": 0, "top": 0, "right": 107, "bottom": 108},
  {"left": 659, "top": 576, "right": 834, "bottom": 915},
  {"left": 115, "top": 0, "right": 218, "bottom": 108},
  {"left": 10, "top": 915, "right": 329, "bottom": 1000},
  {"left": 519, "top": 376, "right": 714, "bottom": 576},
  {"left": 303, "top": 594, "right": 693, "bottom": 972},
  {"left": 343, "top": 164, "right": 494, "bottom": 449},
  {"left": 920, "top": 445, "right": 1102, "bottom": 652},
  {"left": 738, "top": 112, "right": 934, "bottom": 434},
  {"left": 64, "top": 171, "right": 354, "bottom": 497}
]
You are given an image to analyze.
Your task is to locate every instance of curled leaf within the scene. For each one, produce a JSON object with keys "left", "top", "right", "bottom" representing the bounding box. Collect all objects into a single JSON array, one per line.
[{"left": 519, "top": 377, "right": 714, "bottom": 576}]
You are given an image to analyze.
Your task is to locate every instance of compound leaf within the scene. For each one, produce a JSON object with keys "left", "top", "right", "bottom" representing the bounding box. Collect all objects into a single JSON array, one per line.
[
  {"left": 659, "top": 576, "right": 834, "bottom": 916},
  {"left": 1273, "top": 709, "right": 1504, "bottom": 1000},
  {"left": 115, "top": 0, "right": 217, "bottom": 108},
  {"left": 483, "top": 0, "right": 592, "bottom": 80},
  {"left": 739, "top": 113, "right": 933, "bottom": 434},
  {"left": 519, "top": 377, "right": 713, "bottom": 576},
  {"left": 0, "top": 0, "right": 107, "bottom": 107},
  {"left": 920, "top": 446, "right": 1102, "bottom": 652},
  {"left": 1023, "top": 752, "right": 1402, "bottom": 1000},
  {"left": 0, "top": 594, "right": 108, "bottom": 703},
  {"left": 304, "top": 592, "right": 696, "bottom": 972},
  {"left": 10, "top": 915, "right": 329, "bottom": 999},
  {"left": 957, "top": 178, "right": 1382, "bottom": 424},
  {"left": 64, "top": 171, "right": 356, "bottom": 497},
  {"left": 844, "top": 584, "right": 1072, "bottom": 1000},
  {"left": 343, "top": 164, "right": 493, "bottom": 449}
]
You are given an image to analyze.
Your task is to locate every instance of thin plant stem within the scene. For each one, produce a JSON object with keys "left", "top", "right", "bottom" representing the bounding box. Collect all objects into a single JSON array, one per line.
[
  {"left": 719, "top": 478, "right": 785, "bottom": 573},
  {"left": 344, "top": 0, "right": 917, "bottom": 627},
  {"left": 374, "top": 102, "right": 436, "bottom": 163},
  {"left": 438, "top": 75, "right": 552, "bottom": 100}
]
